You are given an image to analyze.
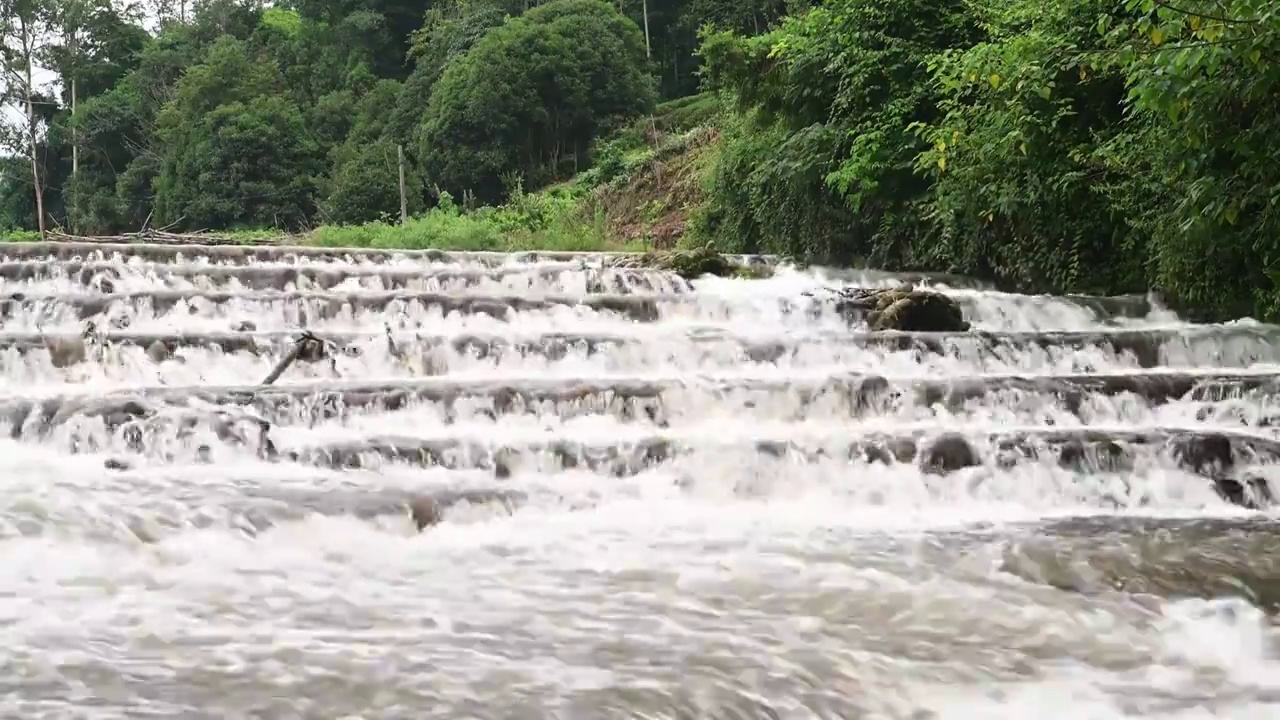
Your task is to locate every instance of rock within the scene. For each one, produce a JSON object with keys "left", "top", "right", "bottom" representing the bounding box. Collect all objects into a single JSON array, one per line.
[
  {"left": 1172, "top": 434, "right": 1234, "bottom": 475},
  {"left": 145, "top": 339, "right": 171, "bottom": 363},
  {"left": 871, "top": 292, "right": 968, "bottom": 332},
  {"left": 864, "top": 444, "right": 894, "bottom": 465},
  {"left": 1214, "top": 473, "right": 1273, "bottom": 509},
  {"left": 45, "top": 337, "right": 87, "bottom": 368},
  {"left": 921, "top": 433, "right": 979, "bottom": 474},
  {"left": 296, "top": 337, "right": 328, "bottom": 363},
  {"left": 1057, "top": 438, "right": 1130, "bottom": 472},
  {"left": 408, "top": 496, "right": 442, "bottom": 531},
  {"left": 620, "top": 245, "right": 750, "bottom": 280},
  {"left": 1170, "top": 434, "right": 1268, "bottom": 508},
  {"left": 888, "top": 437, "right": 918, "bottom": 463},
  {"left": 659, "top": 246, "right": 733, "bottom": 279},
  {"left": 231, "top": 320, "right": 257, "bottom": 332},
  {"left": 830, "top": 285, "right": 970, "bottom": 332},
  {"left": 492, "top": 448, "right": 516, "bottom": 479}
]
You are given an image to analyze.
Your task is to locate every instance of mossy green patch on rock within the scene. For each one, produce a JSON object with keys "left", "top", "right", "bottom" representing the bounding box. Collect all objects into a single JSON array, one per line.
[
  {"left": 731, "top": 263, "right": 774, "bottom": 279},
  {"left": 659, "top": 245, "right": 734, "bottom": 279},
  {"left": 614, "top": 244, "right": 766, "bottom": 280},
  {"left": 834, "top": 284, "right": 970, "bottom": 332}
]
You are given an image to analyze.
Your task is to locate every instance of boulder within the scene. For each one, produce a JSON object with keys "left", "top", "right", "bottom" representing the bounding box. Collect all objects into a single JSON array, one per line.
[
  {"left": 661, "top": 246, "right": 732, "bottom": 279},
  {"left": 145, "top": 339, "right": 172, "bottom": 363},
  {"left": 921, "top": 433, "right": 979, "bottom": 474},
  {"left": 408, "top": 496, "right": 442, "bottom": 531},
  {"left": 1214, "top": 473, "right": 1273, "bottom": 510},
  {"left": 832, "top": 284, "right": 968, "bottom": 332},
  {"left": 614, "top": 245, "right": 771, "bottom": 280},
  {"left": 1172, "top": 433, "right": 1233, "bottom": 475},
  {"left": 45, "top": 336, "right": 87, "bottom": 368},
  {"left": 1057, "top": 438, "right": 1131, "bottom": 472}
]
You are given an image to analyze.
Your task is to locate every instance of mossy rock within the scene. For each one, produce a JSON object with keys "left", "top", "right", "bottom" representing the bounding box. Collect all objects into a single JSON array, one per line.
[
  {"left": 835, "top": 285, "right": 970, "bottom": 332},
  {"left": 661, "top": 246, "right": 734, "bottom": 279},
  {"left": 622, "top": 245, "right": 752, "bottom": 280},
  {"left": 731, "top": 264, "right": 774, "bottom": 279}
]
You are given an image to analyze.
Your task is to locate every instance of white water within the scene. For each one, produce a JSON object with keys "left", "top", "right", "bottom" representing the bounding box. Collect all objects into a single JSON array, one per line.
[{"left": 0, "top": 252, "right": 1276, "bottom": 719}]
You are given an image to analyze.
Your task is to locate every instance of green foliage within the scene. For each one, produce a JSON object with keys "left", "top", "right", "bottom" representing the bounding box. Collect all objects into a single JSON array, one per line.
[
  {"left": 915, "top": 0, "right": 1143, "bottom": 293},
  {"left": 154, "top": 93, "right": 322, "bottom": 229},
  {"left": 694, "top": 0, "right": 980, "bottom": 263},
  {"left": 652, "top": 91, "right": 722, "bottom": 133},
  {"left": 150, "top": 36, "right": 322, "bottom": 229},
  {"left": 686, "top": 0, "right": 1280, "bottom": 321},
  {"left": 261, "top": 7, "right": 303, "bottom": 34},
  {"left": 5, "top": 0, "right": 1280, "bottom": 324},
  {"left": 1100, "top": 0, "right": 1280, "bottom": 319},
  {"left": 0, "top": 0, "right": 711, "bottom": 242},
  {"left": 322, "top": 136, "right": 424, "bottom": 224},
  {"left": 418, "top": 0, "right": 656, "bottom": 205},
  {"left": 387, "top": 0, "right": 508, "bottom": 143},
  {"left": 309, "top": 185, "right": 640, "bottom": 251}
]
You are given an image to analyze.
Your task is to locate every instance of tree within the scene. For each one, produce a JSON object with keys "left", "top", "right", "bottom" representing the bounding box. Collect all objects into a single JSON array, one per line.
[
  {"left": 152, "top": 35, "right": 323, "bottom": 228},
  {"left": 418, "top": 0, "right": 655, "bottom": 204},
  {"left": 387, "top": 0, "right": 508, "bottom": 143},
  {"left": 0, "top": 0, "right": 53, "bottom": 238},
  {"left": 694, "top": 0, "right": 981, "bottom": 263},
  {"left": 323, "top": 136, "right": 425, "bottom": 223},
  {"left": 41, "top": 0, "right": 149, "bottom": 231},
  {"left": 288, "top": 0, "right": 437, "bottom": 79}
]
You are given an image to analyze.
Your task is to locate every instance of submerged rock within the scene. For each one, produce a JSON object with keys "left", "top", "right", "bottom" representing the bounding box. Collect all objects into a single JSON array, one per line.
[
  {"left": 44, "top": 336, "right": 87, "bottom": 368},
  {"left": 408, "top": 496, "right": 442, "bottom": 531},
  {"left": 145, "top": 339, "right": 172, "bottom": 363}
]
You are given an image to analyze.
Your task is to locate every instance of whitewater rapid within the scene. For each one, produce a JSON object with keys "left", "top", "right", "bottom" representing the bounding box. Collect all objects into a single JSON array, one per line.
[{"left": 0, "top": 243, "right": 1275, "bottom": 719}]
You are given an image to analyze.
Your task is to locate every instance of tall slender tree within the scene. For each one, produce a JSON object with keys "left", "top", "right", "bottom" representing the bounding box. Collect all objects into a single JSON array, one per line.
[{"left": 0, "top": 0, "right": 52, "bottom": 238}]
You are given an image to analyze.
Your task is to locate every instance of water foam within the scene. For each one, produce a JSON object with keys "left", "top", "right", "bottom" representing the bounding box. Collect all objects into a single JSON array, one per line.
[{"left": 0, "top": 249, "right": 1275, "bottom": 717}]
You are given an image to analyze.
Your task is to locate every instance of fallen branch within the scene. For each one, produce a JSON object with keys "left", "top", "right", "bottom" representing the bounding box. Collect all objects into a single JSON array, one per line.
[
  {"left": 260, "top": 331, "right": 325, "bottom": 386},
  {"left": 43, "top": 229, "right": 293, "bottom": 247}
]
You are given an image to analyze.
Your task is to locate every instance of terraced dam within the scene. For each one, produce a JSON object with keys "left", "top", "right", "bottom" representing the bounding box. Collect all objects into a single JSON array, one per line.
[{"left": 1, "top": 240, "right": 1278, "bottom": 718}]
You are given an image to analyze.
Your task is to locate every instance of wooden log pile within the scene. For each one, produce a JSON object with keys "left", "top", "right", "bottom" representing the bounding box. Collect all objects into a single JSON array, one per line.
[{"left": 46, "top": 229, "right": 290, "bottom": 246}]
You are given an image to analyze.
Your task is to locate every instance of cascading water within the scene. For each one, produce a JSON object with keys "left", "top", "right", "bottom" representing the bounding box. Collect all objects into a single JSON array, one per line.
[{"left": 0, "top": 241, "right": 1277, "bottom": 719}]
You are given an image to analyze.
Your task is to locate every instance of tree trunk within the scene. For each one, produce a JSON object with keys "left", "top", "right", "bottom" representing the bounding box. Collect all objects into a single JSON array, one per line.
[
  {"left": 70, "top": 29, "right": 78, "bottom": 233},
  {"left": 21, "top": 17, "right": 45, "bottom": 239},
  {"left": 641, "top": 0, "right": 651, "bottom": 59}
]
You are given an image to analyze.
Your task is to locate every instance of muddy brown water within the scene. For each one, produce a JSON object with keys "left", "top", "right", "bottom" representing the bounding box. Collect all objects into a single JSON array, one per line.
[{"left": 0, "top": 247, "right": 1276, "bottom": 718}]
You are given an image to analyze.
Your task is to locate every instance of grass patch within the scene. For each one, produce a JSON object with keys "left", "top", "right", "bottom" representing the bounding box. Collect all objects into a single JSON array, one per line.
[
  {"left": 652, "top": 92, "right": 721, "bottom": 134},
  {"left": 0, "top": 188, "right": 651, "bottom": 252},
  {"left": 305, "top": 187, "right": 646, "bottom": 251},
  {"left": 0, "top": 230, "right": 41, "bottom": 243}
]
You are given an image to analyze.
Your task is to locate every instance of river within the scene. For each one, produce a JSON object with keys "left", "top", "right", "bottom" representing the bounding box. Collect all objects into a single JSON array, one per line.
[{"left": 0, "top": 242, "right": 1275, "bottom": 719}]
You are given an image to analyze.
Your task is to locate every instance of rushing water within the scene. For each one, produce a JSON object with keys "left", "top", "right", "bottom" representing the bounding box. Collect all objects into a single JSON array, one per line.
[{"left": 0, "top": 243, "right": 1277, "bottom": 719}]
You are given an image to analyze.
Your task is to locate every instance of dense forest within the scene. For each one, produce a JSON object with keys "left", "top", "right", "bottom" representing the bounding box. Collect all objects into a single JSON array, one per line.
[{"left": 1, "top": 0, "right": 1278, "bottom": 321}]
